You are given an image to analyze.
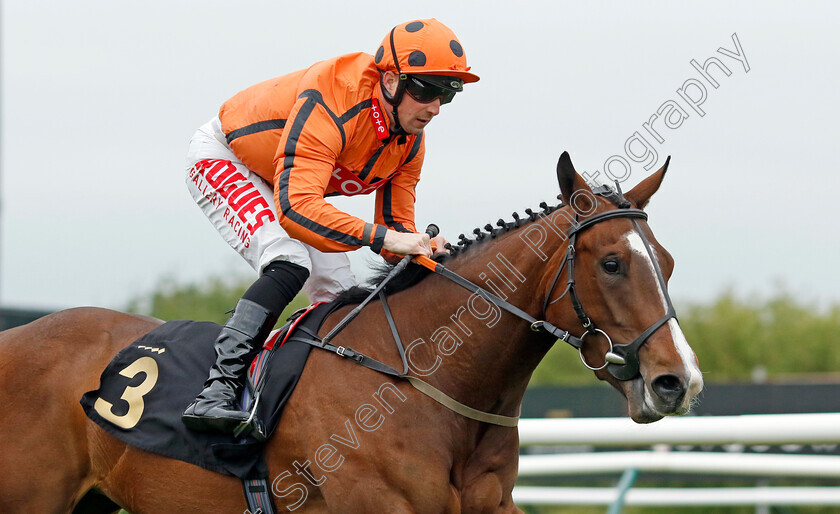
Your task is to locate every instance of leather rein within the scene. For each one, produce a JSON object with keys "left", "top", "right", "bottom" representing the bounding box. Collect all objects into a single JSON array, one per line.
[{"left": 288, "top": 204, "right": 677, "bottom": 426}]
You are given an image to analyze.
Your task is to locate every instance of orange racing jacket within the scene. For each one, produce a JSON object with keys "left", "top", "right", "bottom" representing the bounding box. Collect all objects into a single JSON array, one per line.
[{"left": 219, "top": 52, "right": 423, "bottom": 254}]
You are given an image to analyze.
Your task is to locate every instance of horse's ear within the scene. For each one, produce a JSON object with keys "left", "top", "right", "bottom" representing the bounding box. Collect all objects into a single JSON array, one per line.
[
  {"left": 624, "top": 156, "right": 670, "bottom": 210},
  {"left": 556, "top": 151, "right": 593, "bottom": 207}
]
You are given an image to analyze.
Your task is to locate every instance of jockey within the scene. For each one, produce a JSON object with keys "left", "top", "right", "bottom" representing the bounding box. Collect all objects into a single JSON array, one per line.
[{"left": 182, "top": 19, "right": 479, "bottom": 435}]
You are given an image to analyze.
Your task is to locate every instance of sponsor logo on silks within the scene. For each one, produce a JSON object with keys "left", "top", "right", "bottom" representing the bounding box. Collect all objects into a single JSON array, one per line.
[
  {"left": 329, "top": 163, "right": 389, "bottom": 196},
  {"left": 189, "top": 159, "right": 277, "bottom": 243},
  {"left": 369, "top": 98, "right": 389, "bottom": 141}
]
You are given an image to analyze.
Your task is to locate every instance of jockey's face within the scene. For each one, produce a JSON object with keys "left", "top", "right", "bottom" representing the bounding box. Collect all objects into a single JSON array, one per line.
[
  {"left": 396, "top": 90, "right": 441, "bottom": 135},
  {"left": 381, "top": 71, "right": 442, "bottom": 135}
]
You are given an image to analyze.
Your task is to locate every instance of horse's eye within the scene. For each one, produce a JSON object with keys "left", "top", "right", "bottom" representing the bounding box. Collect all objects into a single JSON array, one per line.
[{"left": 603, "top": 260, "right": 620, "bottom": 274}]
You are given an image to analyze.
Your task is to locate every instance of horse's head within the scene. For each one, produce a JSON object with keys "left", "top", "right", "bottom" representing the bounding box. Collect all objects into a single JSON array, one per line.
[{"left": 545, "top": 152, "right": 703, "bottom": 423}]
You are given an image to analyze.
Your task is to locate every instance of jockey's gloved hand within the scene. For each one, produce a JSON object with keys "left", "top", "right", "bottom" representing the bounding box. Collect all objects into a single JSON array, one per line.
[
  {"left": 379, "top": 227, "right": 449, "bottom": 264},
  {"left": 382, "top": 229, "right": 432, "bottom": 257}
]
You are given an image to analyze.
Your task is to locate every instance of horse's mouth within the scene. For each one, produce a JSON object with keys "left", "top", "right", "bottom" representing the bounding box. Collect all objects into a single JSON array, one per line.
[
  {"left": 628, "top": 384, "right": 664, "bottom": 423},
  {"left": 625, "top": 376, "right": 688, "bottom": 424},
  {"left": 618, "top": 361, "right": 704, "bottom": 424}
]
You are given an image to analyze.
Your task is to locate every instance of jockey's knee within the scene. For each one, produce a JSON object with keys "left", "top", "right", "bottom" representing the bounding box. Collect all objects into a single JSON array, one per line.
[{"left": 242, "top": 260, "right": 309, "bottom": 314}]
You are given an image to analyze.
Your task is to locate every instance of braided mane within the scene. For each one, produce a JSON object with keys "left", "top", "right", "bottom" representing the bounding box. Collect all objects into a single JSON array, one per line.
[
  {"left": 333, "top": 200, "right": 563, "bottom": 305},
  {"left": 333, "top": 183, "right": 627, "bottom": 305}
]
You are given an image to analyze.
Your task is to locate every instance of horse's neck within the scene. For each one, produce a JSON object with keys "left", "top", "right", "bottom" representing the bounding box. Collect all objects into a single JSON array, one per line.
[{"left": 392, "top": 213, "right": 571, "bottom": 416}]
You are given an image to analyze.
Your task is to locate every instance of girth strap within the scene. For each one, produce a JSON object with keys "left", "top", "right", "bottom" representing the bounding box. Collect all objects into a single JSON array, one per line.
[
  {"left": 287, "top": 328, "right": 402, "bottom": 377},
  {"left": 287, "top": 293, "right": 520, "bottom": 427},
  {"left": 242, "top": 477, "right": 276, "bottom": 514}
]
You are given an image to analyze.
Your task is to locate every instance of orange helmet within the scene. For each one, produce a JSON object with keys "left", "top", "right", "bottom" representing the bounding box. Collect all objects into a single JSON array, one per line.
[
  {"left": 374, "top": 19, "right": 479, "bottom": 83},
  {"left": 375, "top": 19, "right": 478, "bottom": 136}
]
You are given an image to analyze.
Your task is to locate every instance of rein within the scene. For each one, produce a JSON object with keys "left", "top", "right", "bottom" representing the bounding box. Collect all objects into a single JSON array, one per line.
[
  {"left": 419, "top": 206, "right": 678, "bottom": 382},
  {"left": 288, "top": 203, "right": 678, "bottom": 427},
  {"left": 286, "top": 289, "right": 520, "bottom": 427}
]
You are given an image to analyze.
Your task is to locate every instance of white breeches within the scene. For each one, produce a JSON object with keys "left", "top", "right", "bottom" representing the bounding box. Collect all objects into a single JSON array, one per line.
[{"left": 185, "top": 117, "right": 357, "bottom": 302}]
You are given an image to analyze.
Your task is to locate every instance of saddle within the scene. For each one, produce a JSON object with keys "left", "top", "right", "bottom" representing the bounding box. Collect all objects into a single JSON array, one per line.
[
  {"left": 81, "top": 301, "right": 342, "bottom": 480},
  {"left": 80, "top": 254, "right": 530, "bottom": 512}
]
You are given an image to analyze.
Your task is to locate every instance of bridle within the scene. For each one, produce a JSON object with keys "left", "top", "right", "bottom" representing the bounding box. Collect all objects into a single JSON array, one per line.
[
  {"left": 541, "top": 206, "right": 678, "bottom": 380},
  {"left": 407, "top": 200, "right": 678, "bottom": 381},
  {"left": 283, "top": 196, "right": 680, "bottom": 428}
]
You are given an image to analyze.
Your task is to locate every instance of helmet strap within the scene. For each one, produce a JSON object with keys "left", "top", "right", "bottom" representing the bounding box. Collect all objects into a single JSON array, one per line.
[
  {"left": 381, "top": 27, "right": 410, "bottom": 139},
  {"left": 379, "top": 72, "right": 409, "bottom": 138}
]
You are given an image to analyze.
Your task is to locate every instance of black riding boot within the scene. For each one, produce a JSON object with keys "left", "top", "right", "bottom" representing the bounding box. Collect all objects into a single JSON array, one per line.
[
  {"left": 182, "top": 260, "right": 310, "bottom": 436},
  {"left": 181, "top": 298, "right": 278, "bottom": 434}
]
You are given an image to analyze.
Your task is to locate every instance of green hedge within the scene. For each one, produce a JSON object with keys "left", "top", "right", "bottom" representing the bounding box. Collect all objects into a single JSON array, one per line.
[{"left": 125, "top": 275, "right": 310, "bottom": 327}]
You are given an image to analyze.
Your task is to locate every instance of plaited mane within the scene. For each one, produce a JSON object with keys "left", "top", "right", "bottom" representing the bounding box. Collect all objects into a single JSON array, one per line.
[{"left": 333, "top": 183, "right": 626, "bottom": 305}]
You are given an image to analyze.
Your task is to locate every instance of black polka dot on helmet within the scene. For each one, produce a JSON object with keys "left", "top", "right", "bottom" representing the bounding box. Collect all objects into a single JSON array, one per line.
[
  {"left": 374, "top": 18, "right": 479, "bottom": 83},
  {"left": 374, "top": 18, "right": 479, "bottom": 137}
]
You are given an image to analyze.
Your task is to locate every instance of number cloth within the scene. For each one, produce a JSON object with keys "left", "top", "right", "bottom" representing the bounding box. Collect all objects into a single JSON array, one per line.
[{"left": 80, "top": 314, "right": 323, "bottom": 479}]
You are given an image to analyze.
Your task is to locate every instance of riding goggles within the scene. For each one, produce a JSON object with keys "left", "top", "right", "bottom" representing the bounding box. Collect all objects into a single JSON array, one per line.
[{"left": 403, "top": 74, "right": 463, "bottom": 105}]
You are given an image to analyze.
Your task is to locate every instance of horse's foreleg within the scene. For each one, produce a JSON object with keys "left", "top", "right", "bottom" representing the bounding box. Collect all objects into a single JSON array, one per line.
[
  {"left": 460, "top": 428, "right": 522, "bottom": 514},
  {"left": 460, "top": 472, "right": 523, "bottom": 514}
]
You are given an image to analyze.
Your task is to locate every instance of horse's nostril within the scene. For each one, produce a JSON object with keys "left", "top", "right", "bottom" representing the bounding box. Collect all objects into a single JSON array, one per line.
[{"left": 651, "top": 374, "right": 686, "bottom": 405}]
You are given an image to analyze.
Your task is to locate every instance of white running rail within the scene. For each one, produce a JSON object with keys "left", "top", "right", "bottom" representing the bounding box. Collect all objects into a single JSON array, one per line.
[
  {"left": 514, "top": 413, "right": 840, "bottom": 508},
  {"left": 513, "top": 486, "right": 840, "bottom": 506},
  {"left": 518, "top": 413, "right": 840, "bottom": 446},
  {"left": 518, "top": 451, "right": 840, "bottom": 477}
]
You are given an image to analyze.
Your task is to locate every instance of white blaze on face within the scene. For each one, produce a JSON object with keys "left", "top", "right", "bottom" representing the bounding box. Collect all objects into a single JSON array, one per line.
[{"left": 624, "top": 232, "right": 704, "bottom": 404}]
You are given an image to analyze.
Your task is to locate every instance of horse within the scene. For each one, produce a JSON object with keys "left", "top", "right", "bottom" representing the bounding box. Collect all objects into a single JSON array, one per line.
[{"left": 0, "top": 152, "right": 703, "bottom": 513}]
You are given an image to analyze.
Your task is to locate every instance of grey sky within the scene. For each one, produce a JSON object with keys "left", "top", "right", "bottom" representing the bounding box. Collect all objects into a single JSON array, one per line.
[{"left": 2, "top": 1, "right": 838, "bottom": 311}]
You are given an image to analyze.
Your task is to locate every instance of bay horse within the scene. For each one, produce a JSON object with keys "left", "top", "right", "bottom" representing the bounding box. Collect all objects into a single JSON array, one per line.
[{"left": 0, "top": 153, "right": 702, "bottom": 513}]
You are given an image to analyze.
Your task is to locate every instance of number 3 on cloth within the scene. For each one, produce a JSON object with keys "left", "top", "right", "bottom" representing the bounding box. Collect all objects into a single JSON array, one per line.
[{"left": 93, "top": 356, "right": 159, "bottom": 429}]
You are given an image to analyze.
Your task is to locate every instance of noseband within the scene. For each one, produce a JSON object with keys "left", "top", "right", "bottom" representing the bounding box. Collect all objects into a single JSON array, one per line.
[{"left": 542, "top": 208, "right": 678, "bottom": 380}]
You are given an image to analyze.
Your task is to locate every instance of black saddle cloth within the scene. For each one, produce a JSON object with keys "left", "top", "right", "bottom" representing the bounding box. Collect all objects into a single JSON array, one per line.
[{"left": 80, "top": 302, "right": 337, "bottom": 479}]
